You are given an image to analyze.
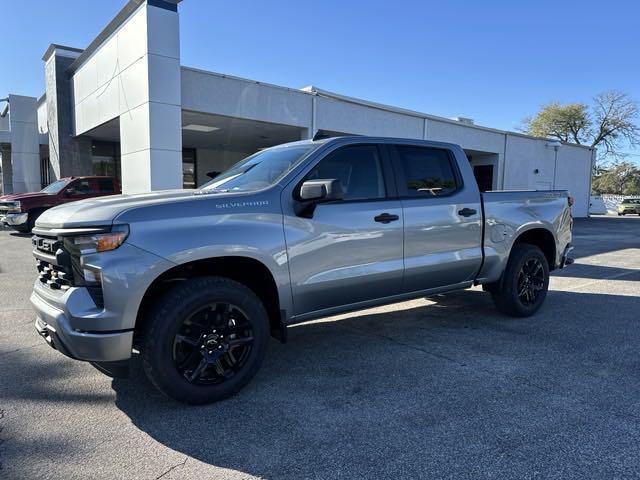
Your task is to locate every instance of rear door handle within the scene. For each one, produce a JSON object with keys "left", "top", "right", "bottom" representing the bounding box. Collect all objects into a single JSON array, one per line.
[
  {"left": 458, "top": 208, "right": 477, "bottom": 217},
  {"left": 374, "top": 213, "right": 400, "bottom": 224}
]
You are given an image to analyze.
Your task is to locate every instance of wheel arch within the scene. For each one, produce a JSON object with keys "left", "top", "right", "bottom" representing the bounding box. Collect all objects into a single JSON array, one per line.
[
  {"left": 511, "top": 226, "right": 557, "bottom": 270},
  {"left": 134, "top": 255, "right": 287, "bottom": 346}
]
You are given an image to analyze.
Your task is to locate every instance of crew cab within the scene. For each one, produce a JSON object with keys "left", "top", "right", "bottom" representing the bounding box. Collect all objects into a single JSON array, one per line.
[
  {"left": 0, "top": 176, "right": 120, "bottom": 233},
  {"left": 29, "top": 137, "right": 573, "bottom": 404}
]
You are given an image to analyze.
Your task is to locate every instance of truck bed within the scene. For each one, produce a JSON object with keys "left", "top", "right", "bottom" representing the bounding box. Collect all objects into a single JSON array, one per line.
[{"left": 477, "top": 190, "right": 573, "bottom": 284}]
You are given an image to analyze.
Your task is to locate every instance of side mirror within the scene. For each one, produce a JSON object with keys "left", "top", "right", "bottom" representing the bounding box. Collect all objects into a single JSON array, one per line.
[
  {"left": 299, "top": 179, "right": 344, "bottom": 202},
  {"left": 295, "top": 179, "right": 343, "bottom": 217},
  {"left": 65, "top": 188, "right": 76, "bottom": 197}
]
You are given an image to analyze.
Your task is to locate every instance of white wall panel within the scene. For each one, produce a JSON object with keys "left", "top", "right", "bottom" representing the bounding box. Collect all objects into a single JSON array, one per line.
[
  {"left": 148, "top": 55, "right": 181, "bottom": 105},
  {"left": 427, "top": 119, "right": 504, "bottom": 153},
  {"left": 119, "top": 103, "right": 152, "bottom": 155},
  {"left": 95, "top": 36, "right": 119, "bottom": 88},
  {"left": 148, "top": 102, "right": 182, "bottom": 152},
  {"left": 181, "top": 69, "right": 313, "bottom": 128},
  {"left": 116, "top": 6, "right": 148, "bottom": 70},
  {"left": 147, "top": 5, "right": 180, "bottom": 59},
  {"left": 316, "top": 96, "right": 423, "bottom": 138},
  {"left": 118, "top": 57, "right": 149, "bottom": 114}
]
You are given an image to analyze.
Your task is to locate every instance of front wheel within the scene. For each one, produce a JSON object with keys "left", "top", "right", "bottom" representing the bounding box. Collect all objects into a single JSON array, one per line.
[
  {"left": 490, "top": 244, "right": 550, "bottom": 317},
  {"left": 141, "top": 277, "right": 270, "bottom": 404}
]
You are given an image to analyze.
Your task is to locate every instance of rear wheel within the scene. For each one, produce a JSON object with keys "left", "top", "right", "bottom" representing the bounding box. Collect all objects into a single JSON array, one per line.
[
  {"left": 141, "top": 276, "right": 270, "bottom": 404},
  {"left": 490, "top": 244, "right": 549, "bottom": 317}
]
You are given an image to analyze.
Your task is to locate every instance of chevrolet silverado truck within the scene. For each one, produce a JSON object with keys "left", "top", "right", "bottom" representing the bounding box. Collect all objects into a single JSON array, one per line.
[
  {"left": 30, "top": 136, "right": 573, "bottom": 404},
  {"left": 0, "top": 176, "right": 120, "bottom": 233}
]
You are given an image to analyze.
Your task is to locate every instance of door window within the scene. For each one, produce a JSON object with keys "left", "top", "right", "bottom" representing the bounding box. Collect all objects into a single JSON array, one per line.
[
  {"left": 70, "top": 179, "right": 93, "bottom": 195},
  {"left": 397, "top": 146, "right": 459, "bottom": 197},
  {"left": 96, "top": 178, "right": 115, "bottom": 193},
  {"left": 305, "top": 145, "right": 386, "bottom": 201}
]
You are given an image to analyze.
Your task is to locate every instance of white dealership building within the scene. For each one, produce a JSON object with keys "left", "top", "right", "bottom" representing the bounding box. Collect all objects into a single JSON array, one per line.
[{"left": 0, "top": 0, "right": 595, "bottom": 216}]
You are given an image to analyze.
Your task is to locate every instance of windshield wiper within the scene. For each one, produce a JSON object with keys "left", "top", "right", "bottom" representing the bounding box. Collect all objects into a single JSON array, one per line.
[{"left": 193, "top": 188, "right": 230, "bottom": 196}]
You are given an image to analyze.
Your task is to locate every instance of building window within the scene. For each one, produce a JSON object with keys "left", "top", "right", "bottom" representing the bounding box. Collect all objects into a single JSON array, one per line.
[
  {"left": 183, "top": 149, "right": 197, "bottom": 189},
  {"left": 40, "top": 155, "right": 51, "bottom": 189},
  {"left": 92, "top": 141, "right": 121, "bottom": 181}
]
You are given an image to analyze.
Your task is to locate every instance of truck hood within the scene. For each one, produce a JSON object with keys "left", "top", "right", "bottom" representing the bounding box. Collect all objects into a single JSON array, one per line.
[
  {"left": 0, "top": 192, "right": 52, "bottom": 203},
  {"left": 35, "top": 190, "right": 196, "bottom": 229}
]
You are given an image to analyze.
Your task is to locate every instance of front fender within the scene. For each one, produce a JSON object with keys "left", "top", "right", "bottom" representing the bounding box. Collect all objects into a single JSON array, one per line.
[{"left": 120, "top": 197, "right": 292, "bottom": 319}]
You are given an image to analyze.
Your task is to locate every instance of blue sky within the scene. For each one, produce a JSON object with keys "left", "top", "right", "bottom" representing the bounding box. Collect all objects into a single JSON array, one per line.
[{"left": 1, "top": 0, "right": 639, "bottom": 159}]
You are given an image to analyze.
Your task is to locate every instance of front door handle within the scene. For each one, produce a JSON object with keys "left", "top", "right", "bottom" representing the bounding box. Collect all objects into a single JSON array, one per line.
[
  {"left": 458, "top": 208, "right": 477, "bottom": 217},
  {"left": 374, "top": 213, "right": 400, "bottom": 224}
]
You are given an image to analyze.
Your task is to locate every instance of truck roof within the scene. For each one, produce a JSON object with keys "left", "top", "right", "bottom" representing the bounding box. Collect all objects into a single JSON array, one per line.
[{"left": 276, "top": 135, "right": 462, "bottom": 151}]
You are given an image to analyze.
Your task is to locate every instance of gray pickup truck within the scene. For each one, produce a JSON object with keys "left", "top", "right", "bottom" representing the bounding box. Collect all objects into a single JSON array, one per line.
[{"left": 30, "top": 136, "right": 573, "bottom": 404}]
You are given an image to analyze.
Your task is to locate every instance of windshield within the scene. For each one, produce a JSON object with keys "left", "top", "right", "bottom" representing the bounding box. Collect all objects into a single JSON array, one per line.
[
  {"left": 199, "top": 144, "right": 315, "bottom": 193},
  {"left": 623, "top": 199, "right": 640, "bottom": 204},
  {"left": 40, "top": 179, "right": 71, "bottom": 194}
]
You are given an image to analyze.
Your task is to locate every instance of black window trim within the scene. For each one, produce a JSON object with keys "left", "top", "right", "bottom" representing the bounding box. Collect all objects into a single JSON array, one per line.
[
  {"left": 294, "top": 143, "right": 399, "bottom": 205},
  {"left": 390, "top": 144, "right": 464, "bottom": 200}
]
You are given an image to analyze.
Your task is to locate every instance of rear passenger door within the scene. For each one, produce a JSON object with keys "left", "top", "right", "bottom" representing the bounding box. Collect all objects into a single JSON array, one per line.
[{"left": 392, "top": 145, "right": 483, "bottom": 292}]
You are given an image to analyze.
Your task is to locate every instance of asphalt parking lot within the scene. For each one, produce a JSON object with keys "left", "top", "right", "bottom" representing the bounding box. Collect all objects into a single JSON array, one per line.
[{"left": 1, "top": 216, "right": 639, "bottom": 479}]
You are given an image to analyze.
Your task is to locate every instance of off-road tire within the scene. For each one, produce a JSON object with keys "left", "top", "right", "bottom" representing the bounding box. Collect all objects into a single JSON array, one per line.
[
  {"left": 490, "top": 244, "right": 550, "bottom": 317},
  {"left": 141, "top": 276, "right": 270, "bottom": 404}
]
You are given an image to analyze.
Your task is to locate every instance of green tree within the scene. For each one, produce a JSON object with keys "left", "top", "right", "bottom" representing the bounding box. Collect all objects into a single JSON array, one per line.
[
  {"left": 592, "top": 161, "right": 640, "bottom": 195},
  {"left": 523, "top": 91, "right": 640, "bottom": 164}
]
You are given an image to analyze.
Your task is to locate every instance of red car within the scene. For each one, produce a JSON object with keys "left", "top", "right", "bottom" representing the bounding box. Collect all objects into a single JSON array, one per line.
[{"left": 0, "top": 176, "right": 120, "bottom": 233}]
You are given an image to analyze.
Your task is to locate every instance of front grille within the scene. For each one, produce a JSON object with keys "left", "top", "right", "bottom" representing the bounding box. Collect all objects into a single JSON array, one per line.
[
  {"left": 31, "top": 233, "right": 105, "bottom": 308},
  {"left": 0, "top": 202, "right": 18, "bottom": 215},
  {"left": 32, "top": 234, "right": 73, "bottom": 291},
  {"left": 35, "top": 259, "right": 73, "bottom": 290}
]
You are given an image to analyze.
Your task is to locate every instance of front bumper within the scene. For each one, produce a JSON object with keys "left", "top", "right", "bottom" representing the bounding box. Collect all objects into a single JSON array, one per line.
[
  {"left": 32, "top": 288, "right": 134, "bottom": 362},
  {"left": 2, "top": 212, "right": 28, "bottom": 227},
  {"left": 29, "top": 239, "right": 175, "bottom": 367}
]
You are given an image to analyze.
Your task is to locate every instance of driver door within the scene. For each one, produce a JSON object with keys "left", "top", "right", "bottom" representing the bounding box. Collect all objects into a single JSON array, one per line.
[
  {"left": 283, "top": 144, "right": 404, "bottom": 318},
  {"left": 59, "top": 179, "right": 98, "bottom": 204}
]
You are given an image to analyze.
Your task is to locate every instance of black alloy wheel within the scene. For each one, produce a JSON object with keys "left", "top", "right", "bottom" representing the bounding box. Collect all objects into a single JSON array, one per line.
[
  {"left": 490, "top": 244, "right": 550, "bottom": 317},
  {"left": 516, "top": 258, "right": 546, "bottom": 306},
  {"left": 141, "top": 276, "right": 270, "bottom": 404},
  {"left": 173, "top": 303, "right": 254, "bottom": 385}
]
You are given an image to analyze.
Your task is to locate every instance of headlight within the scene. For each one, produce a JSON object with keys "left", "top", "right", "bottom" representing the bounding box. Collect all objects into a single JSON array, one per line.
[
  {"left": 72, "top": 225, "right": 129, "bottom": 254},
  {"left": 7, "top": 201, "right": 21, "bottom": 213}
]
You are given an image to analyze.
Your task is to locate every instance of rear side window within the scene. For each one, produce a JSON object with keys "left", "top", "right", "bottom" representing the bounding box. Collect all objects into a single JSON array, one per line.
[
  {"left": 97, "top": 178, "right": 115, "bottom": 193},
  {"left": 305, "top": 145, "right": 386, "bottom": 201},
  {"left": 396, "top": 146, "right": 459, "bottom": 197}
]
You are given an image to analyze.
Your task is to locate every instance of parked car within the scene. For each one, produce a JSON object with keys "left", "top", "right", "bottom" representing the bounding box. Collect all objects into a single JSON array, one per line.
[
  {"left": 0, "top": 176, "right": 120, "bottom": 233},
  {"left": 29, "top": 137, "right": 573, "bottom": 404},
  {"left": 617, "top": 198, "right": 640, "bottom": 215}
]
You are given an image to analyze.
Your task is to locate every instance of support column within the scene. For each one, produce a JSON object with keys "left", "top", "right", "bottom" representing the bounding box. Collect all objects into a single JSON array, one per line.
[
  {"left": 119, "top": 1, "right": 182, "bottom": 193},
  {"left": 43, "top": 45, "right": 93, "bottom": 179},
  {"left": 7, "top": 95, "right": 41, "bottom": 193}
]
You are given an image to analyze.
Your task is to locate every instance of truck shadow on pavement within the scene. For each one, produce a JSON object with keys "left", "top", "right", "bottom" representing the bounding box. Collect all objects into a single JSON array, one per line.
[{"left": 108, "top": 288, "right": 640, "bottom": 479}]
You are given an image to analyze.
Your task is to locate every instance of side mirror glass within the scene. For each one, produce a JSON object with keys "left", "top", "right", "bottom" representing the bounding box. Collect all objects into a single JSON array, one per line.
[
  {"left": 299, "top": 179, "right": 344, "bottom": 202},
  {"left": 65, "top": 188, "right": 76, "bottom": 197}
]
